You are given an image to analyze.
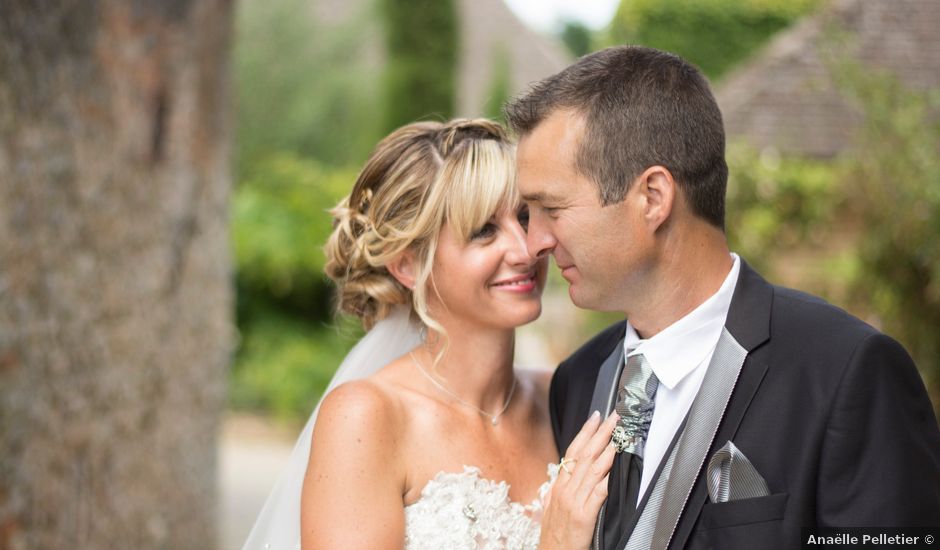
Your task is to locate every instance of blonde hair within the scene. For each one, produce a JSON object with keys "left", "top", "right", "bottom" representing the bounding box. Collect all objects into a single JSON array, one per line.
[{"left": 324, "top": 119, "right": 518, "bottom": 335}]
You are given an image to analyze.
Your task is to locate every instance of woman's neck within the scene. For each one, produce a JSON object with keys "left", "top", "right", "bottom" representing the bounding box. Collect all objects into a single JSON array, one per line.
[{"left": 414, "top": 321, "right": 516, "bottom": 413}]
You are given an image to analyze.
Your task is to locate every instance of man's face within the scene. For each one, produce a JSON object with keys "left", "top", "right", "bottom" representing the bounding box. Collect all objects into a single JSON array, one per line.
[{"left": 516, "top": 109, "right": 652, "bottom": 312}]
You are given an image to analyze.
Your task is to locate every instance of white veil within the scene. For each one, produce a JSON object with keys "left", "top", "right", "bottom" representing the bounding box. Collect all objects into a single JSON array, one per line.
[{"left": 241, "top": 306, "right": 423, "bottom": 550}]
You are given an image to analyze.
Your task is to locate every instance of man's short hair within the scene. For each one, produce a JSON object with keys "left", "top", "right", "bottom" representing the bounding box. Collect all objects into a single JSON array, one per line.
[{"left": 504, "top": 46, "right": 728, "bottom": 229}]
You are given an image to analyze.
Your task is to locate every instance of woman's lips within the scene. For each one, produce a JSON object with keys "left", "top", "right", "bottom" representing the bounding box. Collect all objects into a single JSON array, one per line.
[{"left": 491, "top": 272, "right": 538, "bottom": 292}]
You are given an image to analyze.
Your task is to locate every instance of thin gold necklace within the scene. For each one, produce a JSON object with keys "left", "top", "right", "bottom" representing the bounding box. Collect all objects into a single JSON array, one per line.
[{"left": 409, "top": 351, "right": 517, "bottom": 426}]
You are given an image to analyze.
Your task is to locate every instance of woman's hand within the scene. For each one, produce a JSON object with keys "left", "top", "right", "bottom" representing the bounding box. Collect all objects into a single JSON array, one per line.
[{"left": 539, "top": 410, "right": 619, "bottom": 550}]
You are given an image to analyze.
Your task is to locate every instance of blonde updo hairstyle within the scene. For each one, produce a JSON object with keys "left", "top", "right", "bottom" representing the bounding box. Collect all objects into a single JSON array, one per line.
[{"left": 324, "top": 119, "right": 518, "bottom": 339}]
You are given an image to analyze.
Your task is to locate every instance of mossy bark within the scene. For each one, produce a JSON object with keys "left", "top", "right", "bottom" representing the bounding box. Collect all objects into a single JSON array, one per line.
[{"left": 0, "top": 1, "right": 234, "bottom": 547}]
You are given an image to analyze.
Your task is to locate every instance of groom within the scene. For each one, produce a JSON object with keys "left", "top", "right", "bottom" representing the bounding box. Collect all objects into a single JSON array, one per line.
[{"left": 506, "top": 46, "right": 940, "bottom": 549}]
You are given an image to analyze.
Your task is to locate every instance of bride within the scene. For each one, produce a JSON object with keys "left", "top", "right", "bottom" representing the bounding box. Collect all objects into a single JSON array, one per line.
[{"left": 243, "top": 119, "right": 618, "bottom": 550}]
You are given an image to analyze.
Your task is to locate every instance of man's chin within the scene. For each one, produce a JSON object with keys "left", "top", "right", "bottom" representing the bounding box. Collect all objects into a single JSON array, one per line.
[
  {"left": 568, "top": 284, "right": 619, "bottom": 312},
  {"left": 567, "top": 284, "right": 596, "bottom": 310}
]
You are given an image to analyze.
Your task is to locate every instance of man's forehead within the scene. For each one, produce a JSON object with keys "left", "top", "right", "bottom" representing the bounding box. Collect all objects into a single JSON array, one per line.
[
  {"left": 520, "top": 190, "right": 566, "bottom": 203},
  {"left": 518, "top": 108, "right": 586, "bottom": 153}
]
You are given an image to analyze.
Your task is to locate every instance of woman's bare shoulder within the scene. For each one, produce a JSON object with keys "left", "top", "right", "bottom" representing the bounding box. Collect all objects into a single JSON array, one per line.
[
  {"left": 315, "top": 378, "right": 405, "bottom": 438},
  {"left": 306, "top": 379, "right": 408, "bottom": 499},
  {"left": 304, "top": 379, "right": 409, "bottom": 548}
]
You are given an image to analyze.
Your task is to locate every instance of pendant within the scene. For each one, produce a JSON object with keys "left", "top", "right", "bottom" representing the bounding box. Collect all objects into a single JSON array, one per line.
[{"left": 491, "top": 417, "right": 499, "bottom": 426}]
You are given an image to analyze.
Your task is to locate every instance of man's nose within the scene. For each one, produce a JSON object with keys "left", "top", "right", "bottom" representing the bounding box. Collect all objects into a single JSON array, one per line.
[
  {"left": 504, "top": 222, "right": 536, "bottom": 267},
  {"left": 526, "top": 214, "right": 557, "bottom": 260}
]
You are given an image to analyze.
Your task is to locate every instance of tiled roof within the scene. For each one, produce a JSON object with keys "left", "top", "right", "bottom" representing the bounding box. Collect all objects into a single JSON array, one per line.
[{"left": 716, "top": 0, "right": 940, "bottom": 157}]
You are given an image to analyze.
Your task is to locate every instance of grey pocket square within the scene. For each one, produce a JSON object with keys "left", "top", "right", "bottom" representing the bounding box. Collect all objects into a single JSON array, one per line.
[{"left": 706, "top": 440, "right": 771, "bottom": 503}]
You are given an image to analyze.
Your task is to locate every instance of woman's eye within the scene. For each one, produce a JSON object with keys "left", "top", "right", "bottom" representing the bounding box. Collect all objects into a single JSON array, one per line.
[{"left": 471, "top": 222, "right": 497, "bottom": 240}]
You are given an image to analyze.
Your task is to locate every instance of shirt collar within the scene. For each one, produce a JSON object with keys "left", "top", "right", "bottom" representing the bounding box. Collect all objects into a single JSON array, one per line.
[{"left": 623, "top": 254, "right": 741, "bottom": 390}]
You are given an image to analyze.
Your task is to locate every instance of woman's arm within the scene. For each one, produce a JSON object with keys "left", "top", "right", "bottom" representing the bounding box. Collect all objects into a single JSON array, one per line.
[{"left": 301, "top": 380, "right": 407, "bottom": 550}]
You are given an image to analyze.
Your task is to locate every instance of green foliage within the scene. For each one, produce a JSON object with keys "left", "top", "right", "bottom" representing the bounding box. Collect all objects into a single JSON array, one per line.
[
  {"left": 721, "top": 63, "right": 940, "bottom": 414},
  {"left": 230, "top": 154, "right": 361, "bottom": 419},
  {"left": 483, "top": 46, "right": 511, "bottom": 122},
  {"left": 229, "top": 305, "right": 363, "bottom": 421},
  {"left": 560, "top": 20, "right": 593, "bottom": 58},
  {"left": 607, "top": 0, "right": 820, "bottom": 79},
  {"left": 233, "top": 153, "right": 354, "bottom": 320},
  {"left": 381, "top": 0, "right": 458, "bottom": 132},
  {"left": 834, "top": 65, "right": 940, "bottom": 407},
  {"left": 232, "top": 0, "right": 379, "bottom": 420},
  {"left": 725, "top": 144, "right": 839, "bottom": 274},
  {"left": 234, "top": 0, "right": 382, "bottom": 174},
  {"left": 229, "top": 0, "right": 458, "bottom": 422}
]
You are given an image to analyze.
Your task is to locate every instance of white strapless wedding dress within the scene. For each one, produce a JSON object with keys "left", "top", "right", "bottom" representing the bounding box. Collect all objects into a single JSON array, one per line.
[{"left": 403, "top": 463, "right": 559, "bottom": 550}]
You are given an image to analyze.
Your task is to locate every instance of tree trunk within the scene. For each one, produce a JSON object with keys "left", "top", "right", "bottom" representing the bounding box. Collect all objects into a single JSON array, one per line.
[{"left": 0, "top": 1, "right": 234, "bottom": 548}]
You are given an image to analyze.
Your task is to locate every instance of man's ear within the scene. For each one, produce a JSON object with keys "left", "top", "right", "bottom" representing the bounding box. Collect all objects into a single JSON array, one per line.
[
  {"left": 387, "top": 249, "right": 417, "bottom": 290},
  {"left": 636, "top": 165, "right": 677, "bottom": 231}
]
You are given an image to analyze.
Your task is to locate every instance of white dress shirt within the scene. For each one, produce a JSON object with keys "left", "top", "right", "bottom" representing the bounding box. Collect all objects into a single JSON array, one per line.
[{"left": 623, "top": 253, "right": 741, "bottom": 500}]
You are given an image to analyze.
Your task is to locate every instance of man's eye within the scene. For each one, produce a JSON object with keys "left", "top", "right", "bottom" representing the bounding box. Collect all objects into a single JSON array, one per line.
[
  {"left": 471, "top": 223, "right": 497, "bottom": 240},
  {"left": 517, "top": 207, "right": 530, "bottom": 230}
]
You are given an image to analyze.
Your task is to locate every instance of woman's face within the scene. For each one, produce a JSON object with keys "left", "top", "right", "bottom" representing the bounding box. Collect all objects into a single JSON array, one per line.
[{"left": 428, "top": 204, "right": 547, "bottom": 331}]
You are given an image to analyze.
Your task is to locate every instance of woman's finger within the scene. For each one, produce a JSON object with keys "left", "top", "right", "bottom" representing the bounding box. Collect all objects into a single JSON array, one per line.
[
  {"left": 560, "top": 410, "right": 616, "bottom": 495},
  {"left": 564, "top": 410, "right": 601, "bottom": 461},
  {"left": 583, "top": 411, "right": 619, "bottom": 460},
  {"left": 565, "top": 415, "right": 614, "bottom": 493},
  {"left": 585, "top": 473, "right": 611, "bottom": 516},
  {"left": 570, "top": 411, "right": 618, "bottom": 480},
  {"left": 574, "top": 440, "right": 616, "bottom": 504}
]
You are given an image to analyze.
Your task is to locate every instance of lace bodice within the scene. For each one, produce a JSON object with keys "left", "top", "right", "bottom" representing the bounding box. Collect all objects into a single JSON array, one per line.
[{"left": 403, "top": 463, "right": 559, "bottom": 550}]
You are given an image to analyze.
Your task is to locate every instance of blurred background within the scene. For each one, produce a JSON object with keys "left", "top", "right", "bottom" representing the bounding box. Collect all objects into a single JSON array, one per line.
[{"left": 1, "top": 0, "right": 937, "bottom": 548}]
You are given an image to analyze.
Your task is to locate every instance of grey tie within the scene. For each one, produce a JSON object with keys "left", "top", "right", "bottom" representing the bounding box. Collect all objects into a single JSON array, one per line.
[
  {"left": 601, "top": 352, "right": 660, "bottom": 550},
  {"left": 612, "top": 352, "right": 659, "bottom": 457}
]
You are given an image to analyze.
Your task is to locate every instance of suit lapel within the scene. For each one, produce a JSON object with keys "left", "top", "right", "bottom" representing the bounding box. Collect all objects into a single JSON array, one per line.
[
  {"left": 723, "top": 260, "right": 773, "bottom": 353},
  {"left": 623, "top": 261, "right": 774, "bottom": 550},
  {"left": 633, "top": 328, "right": 748, "bottom": 549},
  {"left": 664, "top": 355, "right": 769, "bottom": 549},
  {"left": 665, "top": 260, "right": 774, "bottom": 550},
  {"left": 590, "top": 342, "right": 626, "bottom": 417}
]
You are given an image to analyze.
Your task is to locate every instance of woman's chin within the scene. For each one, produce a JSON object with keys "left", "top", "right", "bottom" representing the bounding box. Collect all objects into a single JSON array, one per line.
[{"left": 500, "top": 301, "right": 543, "bottom": 328}]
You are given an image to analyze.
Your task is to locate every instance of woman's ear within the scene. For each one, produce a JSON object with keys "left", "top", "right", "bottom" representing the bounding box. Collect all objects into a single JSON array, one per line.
[
  {"left": 387, "top": 250, "right": 417, "bottom": 290},
  {"left": 637, "top": 165, "right": 676, "bottom": 231}
]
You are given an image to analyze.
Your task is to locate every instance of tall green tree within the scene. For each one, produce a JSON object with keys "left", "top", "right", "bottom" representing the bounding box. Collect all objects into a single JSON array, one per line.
[
  {"left": 235, "top": 0, "right": 382, "bottom": 175},
  {"left": 483, "top": 46, "right": 512, "bottom": 122},
  {"left": 608, "top": 0, "right": 820, "bottom": 79},
  {"left": 561, "top": 20, "right": 593, "bottom": 57},
  {"left": 230, "top": 0, "right": 386, "bottom": 419},
  {"left": 381, "top": 0, "right": 458, "bottom": 132}
]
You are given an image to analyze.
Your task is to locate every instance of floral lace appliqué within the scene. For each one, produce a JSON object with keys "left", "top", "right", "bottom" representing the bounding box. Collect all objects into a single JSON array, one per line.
[{"left": 403, "top": 463, "right": 559, "bottom": 550}]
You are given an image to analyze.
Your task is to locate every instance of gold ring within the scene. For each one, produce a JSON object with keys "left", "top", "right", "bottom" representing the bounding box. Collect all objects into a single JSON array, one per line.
[{"left": 560, "top": 457, "right": 577, "bottom": 474}]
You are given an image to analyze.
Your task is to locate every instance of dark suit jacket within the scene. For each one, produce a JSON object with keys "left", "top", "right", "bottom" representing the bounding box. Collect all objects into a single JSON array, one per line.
[{"left": 549, "top": 261, "right": 940, "bottom": 549}]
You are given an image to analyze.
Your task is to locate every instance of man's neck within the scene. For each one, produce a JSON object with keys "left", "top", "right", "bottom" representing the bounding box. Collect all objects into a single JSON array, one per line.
[{"left": 627, "top": 231, "right": 733, "bottom": 339}]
